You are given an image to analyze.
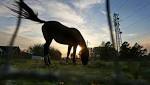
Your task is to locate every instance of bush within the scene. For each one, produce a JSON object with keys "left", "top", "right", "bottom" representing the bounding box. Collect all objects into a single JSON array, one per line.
[{"left": 27, "top": 44, "right": 62, "bottom": 60}]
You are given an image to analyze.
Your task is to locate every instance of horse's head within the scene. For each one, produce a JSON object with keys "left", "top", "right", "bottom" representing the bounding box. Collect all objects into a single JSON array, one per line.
[{"left": 79, "top": 47, "right": 89, "bottom": 65}]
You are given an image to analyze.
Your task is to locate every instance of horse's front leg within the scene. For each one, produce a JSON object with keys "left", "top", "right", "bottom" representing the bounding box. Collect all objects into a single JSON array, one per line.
[
  {"left": 72, "top": 45, "right": 77, "bottom": 64},
  {"left": 66, "top": 45, "right": 72, "bottom": 63}
]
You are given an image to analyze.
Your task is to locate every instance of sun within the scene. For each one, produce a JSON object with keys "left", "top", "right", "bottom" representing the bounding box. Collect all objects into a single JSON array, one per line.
[{"left": 76, "top": 46, "right": 82, "bottom": 54}]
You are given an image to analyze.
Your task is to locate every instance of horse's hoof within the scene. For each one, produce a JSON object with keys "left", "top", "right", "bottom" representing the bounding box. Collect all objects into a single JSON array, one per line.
[
  {"left": 48, "top": 63, "right": 51, "bottom": 65},
  {"left": 45, "top": 64, "right": 49, "bottom": 66},
  {"left": 45, "top": 62, "right": 51, "bottom": 66}
]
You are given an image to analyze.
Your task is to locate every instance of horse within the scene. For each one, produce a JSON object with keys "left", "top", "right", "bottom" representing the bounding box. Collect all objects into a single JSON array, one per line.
[{"left": 9, "top": 1, "right": 89, "bottom": 65}]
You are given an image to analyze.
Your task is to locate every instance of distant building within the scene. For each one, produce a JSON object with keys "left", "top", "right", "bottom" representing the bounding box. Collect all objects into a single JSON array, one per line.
[
  {"left": 93, "top": 47, "right": 102, "bottom": 58},
  {"left": 32, "top": 55, "right": 43, "bottom": 60},
  {"left": 92, "top": 46, "right": 116, "bottom": 60},
  {"left": 20, "top": 51, "right": 32, "bottom": 59},
  {"left": 88, "top": 48, "right": 94, "bottom": 57},
  {"left": 0, "top": 46, "right": 20, "bottom": 57}
]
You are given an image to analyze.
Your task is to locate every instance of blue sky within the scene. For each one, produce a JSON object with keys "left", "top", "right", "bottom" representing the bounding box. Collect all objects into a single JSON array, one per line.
[{"left": 0, "top": 0, "right": 150, "bottom": 55}]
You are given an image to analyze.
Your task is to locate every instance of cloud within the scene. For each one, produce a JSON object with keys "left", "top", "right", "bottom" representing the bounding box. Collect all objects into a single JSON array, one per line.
[
  {"left": 2, "top": 20, "right": 43, "bottom": 40},
  {"left": 124, "top": 33, "right": 137, "bottom": 37},
  {"left": 73, "top": 0, "right": 105, "bottom": 9},
  {"left": 101, "top": 10, "right": 106, "bottom": 15},
  {"left": 43, "top": 0, "right": 84, "bottom": 26},
  {"left": 0, "top": 31, "right": 37, "bottom": 50},
  {"left": 77, "top": 25, "right": 110, "bottom": 47}
]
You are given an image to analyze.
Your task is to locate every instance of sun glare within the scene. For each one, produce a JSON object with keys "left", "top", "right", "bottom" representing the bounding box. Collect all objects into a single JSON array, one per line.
[{"left": 76, "top": 46, "right": 82, "bottom": 54}]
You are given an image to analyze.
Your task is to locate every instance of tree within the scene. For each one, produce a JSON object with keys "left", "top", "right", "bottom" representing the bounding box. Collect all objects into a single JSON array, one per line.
[
  {"left": 120, "top": 42, "right": 147, "bottom": 60},
  {"left": 119, "top": 41, "right": 131, "bottom": 59},
  {"left": 105, "top": 41, "right": 113, "bottom": 48},
  {"left": 130, "top": 43, "right": 147, "bottom": 58},
  {"left": 28, "top": 44, "right": 62, "bottom": 60},
  {"left": 103, "top": 41, "right": 117, "bottom": 60}
]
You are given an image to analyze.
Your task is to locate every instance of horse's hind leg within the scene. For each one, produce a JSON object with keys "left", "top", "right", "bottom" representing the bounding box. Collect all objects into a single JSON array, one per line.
[
  {"left": 72, "top": 45, "right": 77, "bottom": 64},
  {"left": 66, "top": 45, "right": 72, "bottom": 63},
  {"left": 42, "top": 27, "right": 52, "bottom": 65},
  {"left": 44, "top": 41, "right": 52, "bottom": 65}
]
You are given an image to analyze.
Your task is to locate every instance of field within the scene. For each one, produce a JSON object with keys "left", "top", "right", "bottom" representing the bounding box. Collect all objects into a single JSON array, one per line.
[{"left": 0, "top": 58, "right": 150, "bottom": 85}]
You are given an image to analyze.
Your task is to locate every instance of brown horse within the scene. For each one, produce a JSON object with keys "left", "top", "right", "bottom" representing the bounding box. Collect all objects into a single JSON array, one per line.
[{"left": 9, "top": 1, "right": 89, "bottom": 65}]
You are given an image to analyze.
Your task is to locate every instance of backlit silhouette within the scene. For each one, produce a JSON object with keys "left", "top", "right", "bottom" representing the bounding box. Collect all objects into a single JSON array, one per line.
[{"left": 9, "top": 1, "right": 89, "bottom": 65}]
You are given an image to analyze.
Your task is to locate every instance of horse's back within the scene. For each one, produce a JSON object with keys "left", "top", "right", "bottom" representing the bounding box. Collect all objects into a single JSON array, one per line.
[
  {"left": 43, "top": 21, "right": 67, "bottom": 29},
  {"left": 42, "top": 21, "right": 85, "bottom": 45}
]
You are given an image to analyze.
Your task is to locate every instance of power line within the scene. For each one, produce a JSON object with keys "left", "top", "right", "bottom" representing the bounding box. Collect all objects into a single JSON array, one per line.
[
  {"left": 122, "top": 14, "right": 150, "bottom": 29},
  {"left": 117, "top": 0, "right": 129, "bottom": 12},
  {"left": 118, "top": 0, "right": 140, "bottom": 13},
  {"left": 112, "top": 0, "right": 127, "bottom": 12},
  {"left": 111, "top": 0, "right": 121, "bottom": 12},
  {"left": 118, "top": 1, "right": 150, "bottom": 30},
  {"left": 121, "top": 1, "right": 150, "bottom": 22}
]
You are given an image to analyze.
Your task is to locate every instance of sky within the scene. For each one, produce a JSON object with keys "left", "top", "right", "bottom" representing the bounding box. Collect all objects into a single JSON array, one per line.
[{"left": 0, "top": 0, "right": 150, "bottom": 56}]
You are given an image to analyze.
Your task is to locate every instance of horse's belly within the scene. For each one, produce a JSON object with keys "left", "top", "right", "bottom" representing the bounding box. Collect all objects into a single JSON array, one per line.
[{"left": 54, "top": 35, "right": 76, "bottom": 45}]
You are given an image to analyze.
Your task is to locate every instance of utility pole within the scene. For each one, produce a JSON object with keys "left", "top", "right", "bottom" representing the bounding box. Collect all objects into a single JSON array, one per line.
[
  {"left": 106, "top": 1, "right": 122, "bottom": 84},
  {"left": 113, "top": 13, "right": 122, "bottom": 52}
]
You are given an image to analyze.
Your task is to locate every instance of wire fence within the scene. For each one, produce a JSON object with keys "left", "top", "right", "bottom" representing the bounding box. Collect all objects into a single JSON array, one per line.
[{"left": 0, "top": 0, "right": 149, "bottom": 85}]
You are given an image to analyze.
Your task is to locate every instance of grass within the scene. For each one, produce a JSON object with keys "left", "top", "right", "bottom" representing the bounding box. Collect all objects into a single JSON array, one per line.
[{"left": 0, "top": 58, "right": 150, "bottom": 85}]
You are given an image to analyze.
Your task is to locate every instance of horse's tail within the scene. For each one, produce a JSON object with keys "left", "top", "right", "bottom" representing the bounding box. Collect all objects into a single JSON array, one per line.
[{"left": 8, "top": 1, "right": 46, "bottom": 23}]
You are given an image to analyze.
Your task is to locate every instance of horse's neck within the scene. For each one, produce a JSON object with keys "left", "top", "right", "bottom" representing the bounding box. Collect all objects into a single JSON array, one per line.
[{"left": 80, "top": 42, "right": 87, "bottom": 49}]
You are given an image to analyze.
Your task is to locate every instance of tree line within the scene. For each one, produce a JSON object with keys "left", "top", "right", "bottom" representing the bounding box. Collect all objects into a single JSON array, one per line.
[
  {"left": 93, "top": 41, "right": 150, "bottom": 61},
  {"left": 27, "top": 41, "right": 150, "bottom": 61}
]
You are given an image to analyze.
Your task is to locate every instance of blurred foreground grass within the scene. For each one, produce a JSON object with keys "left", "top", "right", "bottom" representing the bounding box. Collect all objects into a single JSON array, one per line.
[{"left": 0, "top": 58, "right": 150, "bottom": 85}]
